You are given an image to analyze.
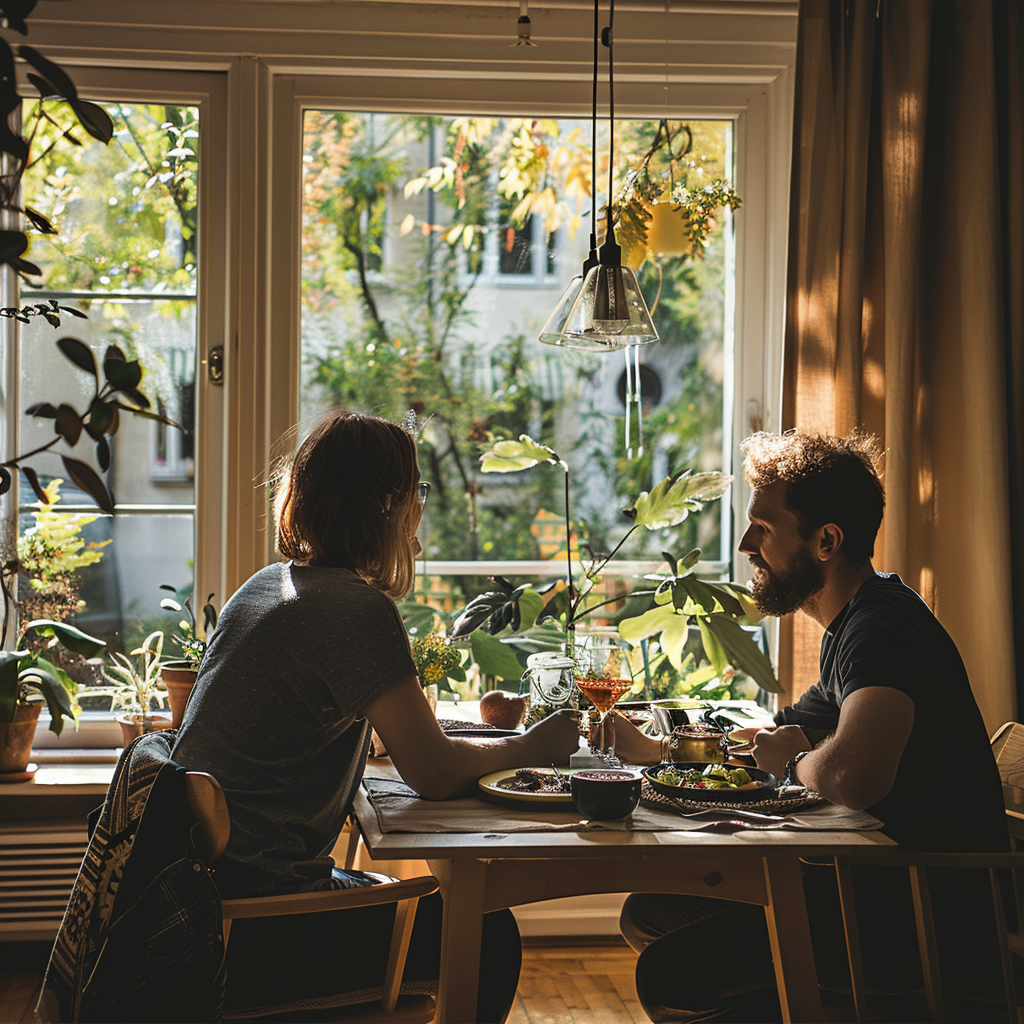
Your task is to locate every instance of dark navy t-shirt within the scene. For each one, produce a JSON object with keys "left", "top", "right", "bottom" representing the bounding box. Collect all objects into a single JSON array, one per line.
[{"left": 776, "top": 573, "right": 1007, "bottom": 851}]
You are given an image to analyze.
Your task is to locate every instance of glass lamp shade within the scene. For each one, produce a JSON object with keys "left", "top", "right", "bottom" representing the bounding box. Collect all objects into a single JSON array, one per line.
[
  {"left": 560, "top": 263, "right": 659, "bottom": 349},
  {"left": 538, "top": 274, "right": 585, "bottom": 347}
]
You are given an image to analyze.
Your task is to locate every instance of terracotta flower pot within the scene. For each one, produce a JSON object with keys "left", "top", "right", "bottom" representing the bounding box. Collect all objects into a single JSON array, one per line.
[
  {"left": 0, "top": 702, "right": 43, "bottom": 775},
  {"left": 117, "top": 712, "right": 174, "bottom": 748},
  {"left": 161, "top": 662, "right": 199, "bottom": 728}
]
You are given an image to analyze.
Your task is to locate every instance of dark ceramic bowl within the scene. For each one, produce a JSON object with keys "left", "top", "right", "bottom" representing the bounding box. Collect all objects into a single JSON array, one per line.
[{"left": 570, "top": 770, "right": 642, "bottom": 820}]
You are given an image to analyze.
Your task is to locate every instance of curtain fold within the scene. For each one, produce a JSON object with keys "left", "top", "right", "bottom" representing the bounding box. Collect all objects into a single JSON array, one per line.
[{"left": 781, "top": 0, "right": 1022, "bottom": 733}]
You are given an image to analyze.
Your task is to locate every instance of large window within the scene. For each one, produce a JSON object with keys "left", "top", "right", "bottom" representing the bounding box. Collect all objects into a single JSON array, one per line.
[
  {"left": 300, "top": 113, "right": 735, "bottom": 573},
  {"left": 0, "top": 6, "right": 794, "bottom": 717},
  {"left": 14, "top": 99, "right": 200, "bottom": 686}
]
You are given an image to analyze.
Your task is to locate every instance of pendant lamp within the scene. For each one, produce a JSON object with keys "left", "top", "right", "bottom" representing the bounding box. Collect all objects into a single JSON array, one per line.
[{"left": 539, "top": 0, "right": 658, "bottom": 351}]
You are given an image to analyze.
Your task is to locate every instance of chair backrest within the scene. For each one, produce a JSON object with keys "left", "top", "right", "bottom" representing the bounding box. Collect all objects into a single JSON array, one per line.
[
  {"left": 992, "top": 722, "right": 1024, "bottom": 834},
  {"left": 834, "top": 850, "right": 1024, "bottom": 1024},
  {"left": 185, "top": 770, "right": 231, "bottom": 864}
]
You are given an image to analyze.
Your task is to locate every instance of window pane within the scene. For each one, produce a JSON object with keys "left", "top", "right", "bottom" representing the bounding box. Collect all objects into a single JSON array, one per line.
[
  {"left": 17, "top": 100, "right": 199, "bottom": 672},
  {"left": 300, "top": 113, "right": 732, "bottom": 568}
]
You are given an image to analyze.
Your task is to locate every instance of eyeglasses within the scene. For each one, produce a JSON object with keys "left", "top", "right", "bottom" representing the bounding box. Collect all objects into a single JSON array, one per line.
[{"left": 418, "top": 481, "right": 431, "bottom": 506}]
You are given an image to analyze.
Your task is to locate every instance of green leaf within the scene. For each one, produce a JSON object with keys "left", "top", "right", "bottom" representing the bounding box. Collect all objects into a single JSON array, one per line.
[
  {"left": 55, "top": 403, "right": 82, "bottom": 446},
  {"left": 670, "top": 576, "right": 745, "bottom": 618},
  {"left": 21, "top": 619, "right": 105, "bottom": 658},
  {"left": 697, "top": 617, "right": 728, "bottom": 677},
  {"left": 26, "top": 402, "right": 58, "bottom": 419},
  {"left": 702, "top": 614, "right": 781, "bottom": 694},
  {"left": 515, "top": 588, "right": 544, "bottom": 632},
  {"left": 57, "top": 337, "right": 97, "bottom": 378},
  {"left": 61, "top": 457, "right": 114, "bottom": 513},
  {"left": 23, "top": 206, "right": 56, "bottom": 234},
  {"left": 21, "top": 465, "right": 48, "bottom": 504},
  {"left": 479, "top": 435, "right": 562, "bottom": 473},
  {"left": 677, "top": 548, "right": 702, "bottom": 572},
  {"left": 19, "top": 667, "right": 76, "bottom": 736},
  {"left": 469, "top": 630, "right": 524, "bottom": 682},
  {"left": 628, "top": 470, "right": 733, "bottom": 531},
  {"left": 94, "top": 436, "right": 110, "bottom": 472},
  {"left": 397, "top": 598, "right": 438, "bottom": 637},
  {"left": 103, "top": 355, "right": 143, "bottom": 391},
  {"left": 617, "top": 603, "right": 678, "bottom": 645},
  {"left": 69, "top": 100, "right": 114, "bottom": 144},
  {"left": 0, "top": 653, "right": 24, "bottom": 721},
  {"left": 719, "top": 583, "right": 765, "bottom": 623},
  {"left": 0, "top": 229, "right": 28, "bottom": 263}
]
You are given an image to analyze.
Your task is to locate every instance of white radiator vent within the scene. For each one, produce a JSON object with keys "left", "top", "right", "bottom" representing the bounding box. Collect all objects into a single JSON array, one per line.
[{"left": 0, "top": 826, "right": 87, "bottom": 940}]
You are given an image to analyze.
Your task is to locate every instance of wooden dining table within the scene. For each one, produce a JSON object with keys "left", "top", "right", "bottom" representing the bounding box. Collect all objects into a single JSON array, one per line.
[{"left": 351, "top": 785, "right": 895, "bottom": 1024}]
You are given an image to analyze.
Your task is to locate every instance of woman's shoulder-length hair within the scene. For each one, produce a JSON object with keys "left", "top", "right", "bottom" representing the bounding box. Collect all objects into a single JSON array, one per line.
[{"left": 274, "top": 411, "right": 419, "bottom": 598}]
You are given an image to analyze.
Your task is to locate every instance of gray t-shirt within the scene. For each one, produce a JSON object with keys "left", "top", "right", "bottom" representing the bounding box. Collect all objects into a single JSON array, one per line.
[{"left": 172, "top": 561, "right": 416, "bottom": 897}]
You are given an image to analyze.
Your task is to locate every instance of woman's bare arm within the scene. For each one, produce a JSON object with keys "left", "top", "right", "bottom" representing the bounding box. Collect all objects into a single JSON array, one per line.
[{"left": 365, "top": 675, "right": 582, "bottom": 800}]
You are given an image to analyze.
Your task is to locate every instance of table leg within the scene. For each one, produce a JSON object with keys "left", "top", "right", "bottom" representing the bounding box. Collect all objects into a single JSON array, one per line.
[
  {"left": 429, "top": 858, "right": 487, "bottom": 1024},
  {"left": 763, "top": 856, "right": 823, "bottom": 1024}
]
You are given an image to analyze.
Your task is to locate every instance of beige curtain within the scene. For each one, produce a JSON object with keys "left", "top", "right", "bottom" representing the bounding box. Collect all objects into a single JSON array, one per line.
[{"left": 781, "top": 0, "right": 1023, "bottom": 734}]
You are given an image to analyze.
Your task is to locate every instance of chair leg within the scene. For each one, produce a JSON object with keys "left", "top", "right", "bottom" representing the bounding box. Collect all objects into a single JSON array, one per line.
[
  {"left": 381, "top": 896, "right": 420, "bottom": 1014},
  {"left": 343, "top": 815, "right": 361, "bottom": 871},
  {"left": 909, "top": 866, "right": 944, "bottom": 1022},
  {"left": 989, "top": 868, "right": 1018, "bottom": 1024},
  {"left": 835, "top": 858, "right": 869, "bottom": 1023}
]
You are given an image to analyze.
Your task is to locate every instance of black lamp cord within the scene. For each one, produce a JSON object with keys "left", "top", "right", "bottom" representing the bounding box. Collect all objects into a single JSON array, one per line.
[
  {"left": 588, "top": 0, "right": 598, "bottom": 262},
  {"left": 605, "top": 0, "right": 615, "bottom": 234}
]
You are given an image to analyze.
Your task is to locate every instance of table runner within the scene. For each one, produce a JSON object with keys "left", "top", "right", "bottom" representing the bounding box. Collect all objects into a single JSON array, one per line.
[{"left": 361, "top": 774, "right": 884, "bottom": 835}]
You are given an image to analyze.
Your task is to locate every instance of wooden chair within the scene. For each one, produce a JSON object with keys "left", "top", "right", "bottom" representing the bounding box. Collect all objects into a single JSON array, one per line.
[
  {"left": 185, "top": 771, "right": 438, "bottom": 1024},
  {"left": 992, "top": 722, "right": 1024, "bottom": 839},
  {"left": 992, "top": 722, "right": 1024, "bottom": 962},
  {"left": 832, "top": 849, "right": 1024, "bottom": 1023}
]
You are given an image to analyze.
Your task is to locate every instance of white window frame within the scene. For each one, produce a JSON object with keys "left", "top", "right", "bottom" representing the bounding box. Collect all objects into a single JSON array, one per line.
[
  {"left": 0, "top": 67, "right": 229, "bottom": 649},
  {"left": 9, "top": 3, "right": 796, "bottom": 749}
]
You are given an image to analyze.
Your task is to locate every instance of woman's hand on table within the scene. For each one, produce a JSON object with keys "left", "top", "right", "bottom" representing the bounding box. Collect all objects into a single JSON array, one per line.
[{"left": 366, "top": 678, "right": 580, "bottom": 800}]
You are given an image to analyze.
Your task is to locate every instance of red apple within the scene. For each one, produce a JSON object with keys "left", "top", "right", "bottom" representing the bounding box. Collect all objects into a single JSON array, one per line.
[{"left": 479, "top": 690, "right": 527, "bottom": 730}]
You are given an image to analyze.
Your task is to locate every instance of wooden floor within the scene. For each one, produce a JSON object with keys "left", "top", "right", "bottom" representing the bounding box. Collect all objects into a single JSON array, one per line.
[
  {"left": 511, "top": 941, "right": 644, "bottom": 1024},
  {"left": 0, "top": 939, "right": 643, "bottom": 1024}
]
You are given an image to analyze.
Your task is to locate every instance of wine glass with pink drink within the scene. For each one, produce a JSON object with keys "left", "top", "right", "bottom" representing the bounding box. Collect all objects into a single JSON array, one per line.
[{"left": 573, "top": 631, "right": 635, "bottom": 759}]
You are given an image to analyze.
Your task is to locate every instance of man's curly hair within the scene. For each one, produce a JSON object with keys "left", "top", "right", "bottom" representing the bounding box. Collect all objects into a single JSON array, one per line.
[{"left": 741, "top": 431, "right": 885, "bottom": 562}]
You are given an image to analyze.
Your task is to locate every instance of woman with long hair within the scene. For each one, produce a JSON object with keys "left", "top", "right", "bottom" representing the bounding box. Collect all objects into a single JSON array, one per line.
[{"left": 173, "top": 410, "right": 579, "bottom": 1022}]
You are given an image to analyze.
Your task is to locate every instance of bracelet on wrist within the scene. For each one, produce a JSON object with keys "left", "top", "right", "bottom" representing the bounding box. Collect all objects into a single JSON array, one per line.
[{"left": 783, "top": 749, "right": 812, "bottom": 784}]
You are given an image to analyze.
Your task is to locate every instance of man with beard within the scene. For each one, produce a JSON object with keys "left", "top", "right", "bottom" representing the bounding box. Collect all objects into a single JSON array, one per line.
[{"left": 612, "top": 431, "right": 1008, "bottom": 1023}]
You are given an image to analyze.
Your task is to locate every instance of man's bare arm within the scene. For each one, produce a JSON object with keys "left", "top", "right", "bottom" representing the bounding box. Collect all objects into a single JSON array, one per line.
[{"left": 751, "top": 686, "right": 914, "bottom": 809}]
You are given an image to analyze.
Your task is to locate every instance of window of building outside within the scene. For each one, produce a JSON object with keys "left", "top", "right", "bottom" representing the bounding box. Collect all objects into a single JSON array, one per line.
[
  {"left": 14, "top": 99, "right": 199, "bottom": 714},
  {"left": 300, "top": 111, "right": 746, "bottom": 702}
]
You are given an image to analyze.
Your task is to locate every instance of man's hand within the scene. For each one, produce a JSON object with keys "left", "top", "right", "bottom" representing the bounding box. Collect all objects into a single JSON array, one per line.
[
  {"left": 521, "top": 710, "right": 583, "bottom": 765},
  {"left": 750, "top": 725, "right": 810, "bottom": 778}
]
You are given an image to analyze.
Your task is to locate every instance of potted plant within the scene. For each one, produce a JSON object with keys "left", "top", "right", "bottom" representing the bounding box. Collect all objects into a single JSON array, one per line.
[
  {"left": 100, "top": 631, "right": 172, "bottom": 746},
  {"left": 0, "top": 619, "right": 106, "bottom": 779},
  {"left": 409, "top": 631, "right": 466, "bottom": 712},
  {"left": 158, "top": 587, "right": 218, "bottom": 727},
  {"left": 448, "top": 435, "right": 779, "bottom": 719}
]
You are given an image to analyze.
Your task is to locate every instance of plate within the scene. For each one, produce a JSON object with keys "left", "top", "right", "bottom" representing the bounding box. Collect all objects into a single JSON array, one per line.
[
  {"left": 478, "top": 768, "right": 578, "bottom": 807},
  {"left": 642, "top": 761, "right": 778, "bottom": 804}
]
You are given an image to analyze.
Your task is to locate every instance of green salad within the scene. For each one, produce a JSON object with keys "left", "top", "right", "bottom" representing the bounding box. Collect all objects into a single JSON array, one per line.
[{"left": 652, "top": 764, "right": 759, "bottom": 790}]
